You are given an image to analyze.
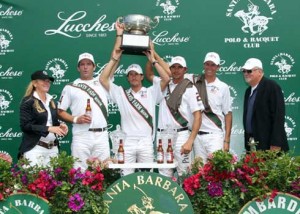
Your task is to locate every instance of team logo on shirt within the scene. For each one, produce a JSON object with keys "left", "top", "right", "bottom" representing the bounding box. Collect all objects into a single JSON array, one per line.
[
  {"left": 284, "top": 116, "right": 297, "bottom": 142},
  {"left": 0, "top": 89, "right": 14, "bottom": 116},
  {"left": 269, "top": 53, "right": 296, "bottom": 81},
  {"left": 225, "top": 0, "right": 279, "bottom": 48},
  {"left": 0, "top": 28, "right": 14, "bottom": 55},
  {"left": 45, "top": 58, "right": 70, "bottom": 85}
]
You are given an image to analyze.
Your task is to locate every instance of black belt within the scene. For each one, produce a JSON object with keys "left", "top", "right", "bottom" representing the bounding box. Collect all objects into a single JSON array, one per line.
[
  {"left": 198, "top": 131, "right": 212, "bottom": 135},
  {"left": 157, "top": 127, "right": 189, "bottom": 132},
  {"left": 88, "top": 127, "right": 107, "bottom": 132},
  {"left": 37, "top": 141, "right": 58, "bottom": 149}
]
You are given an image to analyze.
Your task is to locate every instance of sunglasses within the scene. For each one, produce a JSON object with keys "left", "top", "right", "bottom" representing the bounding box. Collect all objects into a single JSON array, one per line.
[{"left": 242, "top": 69, "right": 252, "bottom": 74}]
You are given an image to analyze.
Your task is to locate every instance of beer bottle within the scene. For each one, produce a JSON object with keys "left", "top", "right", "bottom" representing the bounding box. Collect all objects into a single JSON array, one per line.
[
  {"left": 157, "top": 139, "right": 164, "bottom": 164},
  {"left": 166, "top": 139, "right": 174, "bottom": 164},
  {"left": 117, "top": 139, "right": 125, "bottom": 164},
  {"left": 85, "top": 98, "right": 92, "bottom": 117}
]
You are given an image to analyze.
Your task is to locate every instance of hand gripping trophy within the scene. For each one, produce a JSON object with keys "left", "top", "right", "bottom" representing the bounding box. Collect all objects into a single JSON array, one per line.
[{"left": 117, "top": 14, "right": 159, "bottom": 55}]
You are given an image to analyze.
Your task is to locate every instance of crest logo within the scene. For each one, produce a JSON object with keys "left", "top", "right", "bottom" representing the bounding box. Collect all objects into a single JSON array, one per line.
[
  {"left": 0, "top": 64, "right": 24, "bottom": 80},
  {"left": 225, "top": 0, "right": 278, "bottom": 48},
  {"left": 0, "top": 28, "right": 14, "bottom": 55},
  {"left": 269, "top": 53, "right": 296, "bottom": 81},
  {"left": 234, "top": 1, "right": 273, "bottom": 36},
  {"left": 104, "top": 172, "right": 194, "bottom": 213},
  {"left": 0, "top": 4, "right": 23, "bottom": 19},
  {"left": 45, "top": 58, "right": 69, "bottom": 85},
  {"left": 156, "top": 0, "right": 180, "bottom": 21},
  {"left": 285, "top": 116, "right": 297, "bottom": 141},
  {"left": 0, "top": 89, "right": 14, "bottom": 116}
]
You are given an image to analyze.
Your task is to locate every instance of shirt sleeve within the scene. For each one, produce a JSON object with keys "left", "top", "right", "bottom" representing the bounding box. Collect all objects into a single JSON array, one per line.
[
  {"left": 152, "top": 76, "right": 164, "bottom": 104},
  {"left": 222, "top": 85, "right": 232, "bottom": 114},
  {"left": 58, "top": 85, "right": 71, "bottom": 111},
  {"left": 187, "top": 86, "right": 205, "bottom": 113}
]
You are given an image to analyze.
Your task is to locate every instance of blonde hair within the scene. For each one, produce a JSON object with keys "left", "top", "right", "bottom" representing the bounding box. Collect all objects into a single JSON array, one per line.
[{"left": 24, "top": 80, "right": 36, "bottom": 97}]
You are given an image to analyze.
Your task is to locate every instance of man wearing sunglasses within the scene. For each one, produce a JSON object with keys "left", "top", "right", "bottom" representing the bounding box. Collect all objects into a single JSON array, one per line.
[{"left": 242, "top": 58, "right": 289, "bottom": 152}]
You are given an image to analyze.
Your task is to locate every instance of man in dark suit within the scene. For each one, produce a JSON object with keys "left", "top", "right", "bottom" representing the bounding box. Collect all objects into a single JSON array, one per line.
[{"left": 242, "top": 58, "right": 289, "bottom": 152}]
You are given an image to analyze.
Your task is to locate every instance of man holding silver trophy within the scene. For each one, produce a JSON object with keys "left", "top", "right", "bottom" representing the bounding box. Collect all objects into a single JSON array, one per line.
[{"left": 100, "top": 18, "right": 169, "bottom": 176}]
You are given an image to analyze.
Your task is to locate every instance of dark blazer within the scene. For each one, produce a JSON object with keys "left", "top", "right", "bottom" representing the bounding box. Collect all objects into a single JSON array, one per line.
[
  {"left": 18, "top": 95, "right": 60, "bottom": 158},
  {"left": 243, "top": 76, "right": 289, "bottom": 151}
]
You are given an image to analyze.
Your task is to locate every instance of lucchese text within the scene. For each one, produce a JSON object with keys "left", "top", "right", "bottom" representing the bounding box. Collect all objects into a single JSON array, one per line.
[{"left": 44, "top": 11, "right": 115, "bottom": 38}]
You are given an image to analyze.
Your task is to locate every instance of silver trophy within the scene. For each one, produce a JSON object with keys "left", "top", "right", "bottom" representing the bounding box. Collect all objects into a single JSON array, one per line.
[
  {"left": 117, "top": 14, "right": 159, "bottom": 55},
  {"left": 109, "top": 125, "right": 126, "bottom": 159}
]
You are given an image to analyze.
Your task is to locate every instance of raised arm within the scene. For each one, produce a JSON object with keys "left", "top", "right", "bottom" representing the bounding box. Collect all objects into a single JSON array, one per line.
[
  {"left": 144, "top": 42, "right": 170, "bottom": 91},
  {"left": 99, "top": 21, "right": 123, "bottom": 91}
]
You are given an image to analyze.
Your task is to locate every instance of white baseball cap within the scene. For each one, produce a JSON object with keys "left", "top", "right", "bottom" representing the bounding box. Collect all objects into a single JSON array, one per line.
[
  {"left": 169, "top": 56, "right": 187, "bottom": 67},
  {"left": 242, "top": 58, "right": 263, "bottom": 70},
  {"left": 204, "top": 52, "right": 220, "bottom": 65},
  {"left": 78, "top": 52, "right": 95, "bottom": 65},
  {"left": 126, "top": 64, "right": 143, "bottom": 75}
]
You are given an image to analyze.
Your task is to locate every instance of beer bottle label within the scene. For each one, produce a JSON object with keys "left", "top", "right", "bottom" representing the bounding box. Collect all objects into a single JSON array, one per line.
[
  {"left": 118, "top": 153, "right": 124, "bottom": 163},
  {"left": 157, "top": 152, "right": 164, "bottom": 163},
  {"left": 167, "top": 152, "right": 173, "bottom": 163}
]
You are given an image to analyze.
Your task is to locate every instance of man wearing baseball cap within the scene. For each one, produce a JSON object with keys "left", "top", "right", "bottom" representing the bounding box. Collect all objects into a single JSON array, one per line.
[
  {"left": 58, "top": 52, "right": 110, "bottom": 171},
  {"left": 184, "top": 52, "right": 232, "bottom": 164},
  {"left": 100, "top": 20, "right": 170, "bottom": 176},
  {"left": 242, "top": 58, "right": 288, "bottom": 152},
  {"left": 146, "top": 54, "right": 204, "bottom": 177}
]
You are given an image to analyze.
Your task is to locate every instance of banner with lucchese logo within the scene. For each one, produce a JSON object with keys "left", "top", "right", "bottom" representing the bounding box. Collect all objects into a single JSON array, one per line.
[
  {"left": 239, "top": 192, "right": 300, "bottom": 214},
  {"left": 104, "top": 172, "right": 194, "bottom": 214},
  {"left": 0, "top": 193, "right": 49, "bottom": 214}
]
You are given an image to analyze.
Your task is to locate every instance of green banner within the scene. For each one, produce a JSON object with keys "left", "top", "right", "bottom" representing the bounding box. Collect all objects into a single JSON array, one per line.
[{"left": 0, "top": 0, "right": 299, "bottom": 162}]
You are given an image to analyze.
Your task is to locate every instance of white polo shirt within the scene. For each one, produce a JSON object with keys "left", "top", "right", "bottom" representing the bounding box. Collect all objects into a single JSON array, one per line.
[
  {"left": 58, "top": 78, "right": 109, "bottom": 133},
  {"left": 185, "top": 74, "right": 232, "bottom": 133},
  {"left": 157, "top": 79, "right": 204, "bottom": 129},
  {"left": 109, "top": 77, "right": 162, "bottom": 139}
]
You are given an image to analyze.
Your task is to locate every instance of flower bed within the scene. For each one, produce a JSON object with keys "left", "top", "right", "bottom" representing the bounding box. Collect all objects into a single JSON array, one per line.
[
  {"left": 183, "top": 150, "right": 300, "bottom": 214},
  {"left": 1, "top": 150, "right": 299, "bottom": 213}
]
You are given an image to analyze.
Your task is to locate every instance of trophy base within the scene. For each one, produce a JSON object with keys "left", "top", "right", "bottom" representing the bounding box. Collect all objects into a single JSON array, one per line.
[{"left": 121, "top": 33, "right": 149, "bottom": 55}]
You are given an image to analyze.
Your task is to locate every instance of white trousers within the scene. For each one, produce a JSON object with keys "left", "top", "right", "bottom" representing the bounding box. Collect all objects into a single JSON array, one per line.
[
  {"left": 193, "top": 133, "right": 224, "bottom": 163},
  {"left": 121, "top": 136, "right": 154, "bottom": 176},
  {"left": 157, "top": 130, "right": 191, "bottom": 177},
  {"left": 24, "top": 145, "right": 58, "bottom": 167},
  {"left": 72, "top": 130, "right": 110, "bottom": 171}
]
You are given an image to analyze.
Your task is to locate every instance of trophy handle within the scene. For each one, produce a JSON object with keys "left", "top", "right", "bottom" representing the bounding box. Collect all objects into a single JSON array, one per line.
[
  {"left": 150, "top": 16, "right": 159, "bottom": 29},
  {"left": 117, "top": 16, "right": 124, "bottom": 24}
]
